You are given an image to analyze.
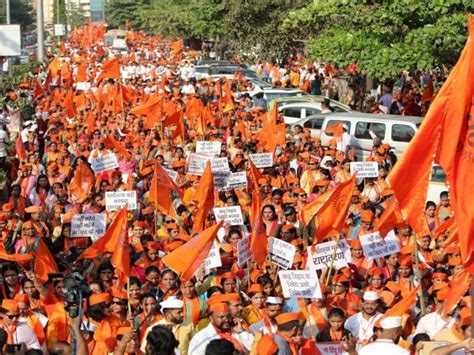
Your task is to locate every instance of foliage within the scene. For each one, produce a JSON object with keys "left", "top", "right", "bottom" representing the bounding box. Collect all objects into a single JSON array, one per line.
[
  {"left": 282, "top": 0, "right": 474, "bottom": 80},
  {"left": 0, "top": 0, "right": 36, "bottom": 32},
  {"left": 52, "top": 0, "right": 67, "bottom": 27},
  {"left": 106, "top": 0, "right": 152, "bottom": 29},
  {"left": 67, "top": 2, "right": 87, "bottom": 29}
]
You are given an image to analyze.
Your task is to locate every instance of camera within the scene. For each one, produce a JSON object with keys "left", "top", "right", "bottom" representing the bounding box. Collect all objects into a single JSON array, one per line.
[{"left": 63, "top": 272, "right": 91, "bottom": 318}]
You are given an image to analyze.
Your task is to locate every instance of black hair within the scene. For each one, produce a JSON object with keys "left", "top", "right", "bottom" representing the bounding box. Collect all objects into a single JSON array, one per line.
[
  {"left": 425, "top": 201, "right": 436, "bottom": 210},
  {"left": 0, "top": 328, "right": 6, "bottom": 348},
  {"left": 328, "top": 307, "right": 345, "bottom": 319},
  {"left": 97, "top": 261, "right": 114, "bottom": 274},
  {"left": 257, "top": 275, "right": 273, "bottom": 287},
  {"left": 89, "top": 280, "right": 105, "bottom": 293},
  {"left": 145, "top": 266, "right": 160, "bottom": 276},
  {"left": 272, "top": 189, "right": 283, "bottom": 197},
  {"left": 440, "top": 191, "right": 449, "bottom": 198},
  {"left": 87, "top": 303, "right": 108, "bottom": 322},
  {"left": 1, "top": 263, "right": 18, "bottom": 276},
  {"left": 277, "top": 319, "right": 299, "bottom": 332},
  {"left": 145, "top": 325, "right": 179, "bottom": 354},
  {"left": 205, "top": 339, "right": 235, "bottom": 355},
  {"left": 207, "top": 286, "right": 223, "bottom": 299},
  {"left": 412, "top": 333, "right": 430, "bottom": 346},
  {"left": 128, "top": 276, "right": 142, "bottom": 289}
]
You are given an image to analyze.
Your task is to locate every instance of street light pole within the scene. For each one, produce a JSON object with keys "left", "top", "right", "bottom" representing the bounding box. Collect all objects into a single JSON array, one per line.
[
  {"left": 37, "top": 0, "right": 45, "bottom": 62},
  {"left": 6, "top": 0, "right": 12, "bottom": 76}
]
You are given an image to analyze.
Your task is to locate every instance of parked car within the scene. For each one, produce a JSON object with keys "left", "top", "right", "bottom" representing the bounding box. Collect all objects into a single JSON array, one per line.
[
  {"left": 209, "top": 74, "right": 271, "bottom": 92},
  {"left": 279, "top": 100, "right": 352, "bottom": 124},
  {"left": 427, "top": 165, "right": 448, "bottom": 204},
  {"left": 319, "top": 112, "right": 422, "bottom": 160},
  {"left": 251, "top": 88, "right": 310, "bottom": 109}
]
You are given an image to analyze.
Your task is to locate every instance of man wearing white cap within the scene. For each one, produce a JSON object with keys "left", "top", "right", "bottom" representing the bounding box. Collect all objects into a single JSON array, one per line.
[
  {"left": 359, "top": 316, "right": 410, "bottom": 355},
  {"left": 140, "top": 297, "right": 194, "bottom": 355},
  {"left": 250, "top": 297, "right": 283, "bottom": 335},
  {"left": 344, "top": 291, "right": 383, "bottom": 350},
  {"left": 336, "top": 122, "right": 352, "bottom": 155}
]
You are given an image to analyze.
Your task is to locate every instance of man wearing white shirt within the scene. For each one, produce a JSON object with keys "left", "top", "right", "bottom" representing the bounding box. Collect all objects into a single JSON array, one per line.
[
  {"left": 345, "top": 291, "right": 383, "bottom": 350},
  {"left": 359, "top": 316, "right": 409, "bottom": 355},
  {"left": 0, "top": 300, "right": 41, "bottom": 350}
]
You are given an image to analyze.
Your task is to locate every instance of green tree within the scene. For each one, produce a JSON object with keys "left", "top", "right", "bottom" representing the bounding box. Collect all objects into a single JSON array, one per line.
[
  {"left": 0, "top": 0, "right": 36, "bottom": 32},
  {"left": 106, "top": 0, "right": 151, "bottom": 29},
  {"left": 67, "top": 2, "right": 86, "bottom": 29},
  {"left": 52, "top": 0, "right": 67, "bottom": 26},
  {"left": 282, "top": 0, "right": 474, "bottom": 80}
]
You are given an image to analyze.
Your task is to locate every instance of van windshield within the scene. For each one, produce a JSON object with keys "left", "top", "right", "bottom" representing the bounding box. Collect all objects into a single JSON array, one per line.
[{"left": 431, "top": 165, "right": 446, "bottom": 183}]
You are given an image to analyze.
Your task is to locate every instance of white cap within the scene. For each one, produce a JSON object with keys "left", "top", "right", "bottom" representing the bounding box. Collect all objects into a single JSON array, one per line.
[
  {"left": 363, "top": 291, "right": 380, "bottom": 301},
  {"left": 379, "top": 316, "right": 402, "bottom": 329},
  {"left": 342, "top": 123, "right": 349, "bottom": 130},
  {"left": 266, "top": 297, "right": 283, "bottom": 305},
  {"left": 320, "top": 156, "right": 333, "bottom": 170},
  {"left": 160, "top": 298, "right": 184, "bottom": 309}
]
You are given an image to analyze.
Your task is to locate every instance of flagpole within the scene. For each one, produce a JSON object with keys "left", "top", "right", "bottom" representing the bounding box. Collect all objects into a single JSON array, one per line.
[
  {"left": 413, "top": 237, "right": 426, "bottom": 315},
  {"left": 325, "top": 234, "right": 341, "bottom": 287}
]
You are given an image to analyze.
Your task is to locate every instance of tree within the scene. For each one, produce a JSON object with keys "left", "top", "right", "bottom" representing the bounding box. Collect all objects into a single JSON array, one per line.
[
  {"left": 282, "top": 0, "right": 474, "bottom": 80},
  {"left": 52, "top": 0, "right": 67, "bottom": 26},
  {"left": 0, "top": 0, "right": 36, "bottom": 32},
  {"left": 106, "top": 0, "right": 151, "bottom": 29},
  {"left": 67, "top": 2, "right": 86, "bottom": 29}
]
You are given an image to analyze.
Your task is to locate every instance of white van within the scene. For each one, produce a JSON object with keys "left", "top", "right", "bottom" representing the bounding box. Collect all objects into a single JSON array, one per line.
[{"left": 319, "top": 112, "right": 422, "bottom": 160}]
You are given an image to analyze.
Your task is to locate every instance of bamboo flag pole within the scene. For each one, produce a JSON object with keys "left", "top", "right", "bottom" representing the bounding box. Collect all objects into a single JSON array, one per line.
[
  {"left": 325, "top": 233, "right": 341, "bottom": 287},
  {"left": 413, "top": 237, "right": 426, "bottom": 316}
]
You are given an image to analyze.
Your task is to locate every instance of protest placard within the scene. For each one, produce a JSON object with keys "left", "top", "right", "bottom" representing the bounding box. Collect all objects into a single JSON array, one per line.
[
  {"left": 196, "top": 141, "right": 222, "bottom": 156},
  {"left": 90, "top": 154, "right": 119, "bottom": 174},
  {"left": 6, "top": 109, "right": 21, "bottom": 133},
  {"left": 307, "top": 239, "right": 351, "bottom": 271},
  {"left": 359, "top": 230, "right": 400, "bottom": 260},
  {"left": 164, "top": 168, "right": 178, "bottom": 182},
  {"left": 213, "top": 171, "right": 231, "bottom": 190},
  {"left": 211, "top": 157, "right": 230, "bottom": 172},
  {"left": 203, "top": 242, "right": 222, "bottom": 271},
  {"left": 76, "top": 82, "right": 92, "bottom": 91},
  {"left": 213, "top": 206, "right": 244, "bottom": 226},
  {"left": 269, "top": 237, "right": 296, "bottom": 269},
  {"left": 224, "top": 172, "right": 247, "bottom": 190},
  {"left": 237, "top": 235, "right": 251, "bottom": 266},
  {"left": 278, "top": 270, "right": 322, "bottom": 299},
  {"left": 315, "top": 342, "right": 345, "bottom": 355},
  {"left": 187, "top": 154, "right": 229, "bottom": 175},
  {"left": 249, "top": 153, "right": 273, "bottom": 168},
  {"left": 350, "top": 162, "right": 379, "bottom": 178},
  {"left": 105, "top": 191, "right": 137, "bottom": 211},
  {"left": 71, "top": 214, "right": 106, "bottom": 241}
]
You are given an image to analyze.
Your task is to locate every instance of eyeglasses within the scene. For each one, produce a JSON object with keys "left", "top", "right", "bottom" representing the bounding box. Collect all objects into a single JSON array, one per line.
[
  {"left": 6, "top": 314, "right": 19, "bottom": 319},
  {"left": 112, "top": 301, "right": 124, "bottom": 305},
  {"left": 299, "top": 194, "right": 307, "bottom": 198},
  {"left": 165, "top": 220, "right": 173, "bottom": 224}
]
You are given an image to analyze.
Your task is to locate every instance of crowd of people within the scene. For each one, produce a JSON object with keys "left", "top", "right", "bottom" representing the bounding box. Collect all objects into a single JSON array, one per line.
[{"left": 0, "top": 22, "right": 470, "bottom": 355}]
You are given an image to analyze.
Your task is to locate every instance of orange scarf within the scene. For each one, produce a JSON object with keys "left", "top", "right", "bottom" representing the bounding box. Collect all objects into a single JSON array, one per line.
[
  {"left": 310, "top": 304, "right": 326, "bottom": 331},
  {"left": 276, "top": 331, "right": 298, "bottom": 355},
  {"left": 212, "top": 324, "right": 243, "bottom": 353},
  {"left": 184, "top": 297, "right": 201, "bottom": 325}
]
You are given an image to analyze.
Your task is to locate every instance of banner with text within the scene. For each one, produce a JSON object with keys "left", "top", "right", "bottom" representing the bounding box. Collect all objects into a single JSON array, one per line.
[
  {"left": 307, "top": 239, "right": 351, "bottom": 271},
  {"left": 360, "top": 230, "right": 400, "bottom": 260},
  {"left": 269, "top": 237, "right": 296, "bottom": 269},
  {"left": 91, "top": 154, "right": 119, "bottom": 174},
  {"left": 279, "top": 270, "right": 322, "bottom": 299},
  {"left": 213, "top": 206, "right": 244, "bottom": 226},
  {"left": 71, "top": 214, "right": 106, "bottom": 241},
  {"left": 105, "top": 191, "right": 137, "bottom": 211},
  {"left": 237, "top": 236, "right": 251, "bottom": 267},
  {"left": 196, "top": 141, "right": 222, "bottom": 156},
  {"left": 350, "top": 162, "right": 379, "bottom": 178},
  {"left": 249, "top": 153, "right": 273, "bottom": 168}
]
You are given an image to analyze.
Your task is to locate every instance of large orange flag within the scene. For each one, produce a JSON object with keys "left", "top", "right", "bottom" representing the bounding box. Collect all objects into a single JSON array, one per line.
[
  {"left": 388, "top": 16, "right": 474, "bottom": 263},
  {"left": 16, "top": 134, "right": 27, "bottom": 162},
  {"left": 249, "top": 160, "right": 267, "bottom": 266},
  {"left": 312, "top": 175, "right": 356, "bottom": 243},
  {"left": 301, "top": 189, "right": 332, "bottom": 225},
  {"left": 382, "top": 285, "right": 420, "bottom": 319},
  {"left": 75, "top": 61, "right": 87, "bottom": 83},
  {"left": 34, "top": 239, "right": 59, "bottom": 283},
  {"left": 443, "top": 270, "right": 470, "bottom": 316},
  {"left": 103, "top": 133, "right": 131, "bottom": 159},
  {"left": 130, "top": 94, "right": 162, "bottom": 117},
  {"left": 33, "top": 78, "right": 44, "bottom": 99},
  {"left": 97, "top": 57, "right": 120, "bottom": 83},
  {"left": 149, "top": 162, "right": 182, "bottom": 219},
  {"left": 375, "top": 201, "right": 405, "bottom": 238},
  {"left": 192, "top": 162, "right": 214, "bottom": 233},
  {"left": 78, "top": 207, "right": 128, "bottom": 260},
  {"left": 170, "top": 40, "right": 183, "bottom": 56},
  {"left": 69, "top": 160, "right": 95, "bottom": 203},
  {"left": 162, "top": 221, "right": 223, "bottom": 281},
  {"left": 62, "top": 90, "right": 76, "bottom": 118},
  {"left": 110, "top": 215, "right": 130, "bottom": 288},
  {"left": 84, "top": 110, "right": 95, "bottom": 134}
]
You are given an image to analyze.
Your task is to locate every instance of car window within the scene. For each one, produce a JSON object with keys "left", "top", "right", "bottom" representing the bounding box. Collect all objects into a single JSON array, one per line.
[
  {"left": 325, "top": 120, "right": 351, "bottom": 136},
  {"left": 306, "top": 108, "right": 321, "bottom": 116},
  {"left": 392, "top": 124, "right": 415, "bottom": 142},
  {"left": 431, "top": 166, "right": 446, "bottom": 183},
  {"left": 333, "top": 105, "right": 348, "bottom": 112},
  {"left": 282, "top": 108, "right": 302, "bottom": 119},
  {"left": 304, "top": 118, "right": 324, "bottom": 130},
  {"left": 355, "top": 122, "right": 386, "bottom": 140}
]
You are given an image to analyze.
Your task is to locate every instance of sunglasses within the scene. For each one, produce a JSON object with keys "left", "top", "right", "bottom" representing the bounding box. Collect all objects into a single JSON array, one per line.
[
  {"left": 165, "top": 220, "right": 173, "bottom": 224},
  {"left": 6, "top": 314, "right": 19, "bottom": 319},
  {"left": 112, "top": 301, "right": 124, "bottom": 305}
]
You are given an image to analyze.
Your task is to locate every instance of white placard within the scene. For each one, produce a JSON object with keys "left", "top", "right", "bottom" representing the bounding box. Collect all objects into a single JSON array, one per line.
[
  {"left": 224, "top": 172, "right": 247, "bottom": 190},
  {"left": 350, "top": 162, "right": 379, "bottom": 178},
  {"left": 164, "top": 168, "right": 178, "bottom": 182},
  {"left": 237, "top": 235, "right": 251, "bottom": 267},
  {"left": 186, "top": 153, "right": 212, "bottom": 176},
  {"left": 213, "top": 171, "right": 231, "bottom": 190},
  {"left": 76, "top": 82, "right": 91, "bottom": 91},
  {"left": 0, "top": 25, "right": 21, "bottom": 56},
  {"left": 268, "top": 237, "right": 296, "bottom": 269},
  {"left": 249, "top": 153, "right": 273, "bottom": 168},
  {"left": 307, "top": 239, "right": 351, "bottom": 271},
  {"left": 203, "top": 242, "right": 222, "bottom": 271},
  {"left": 196, "top": 141, "right": 222, "bottom": 156},
  {"left": 315, "top": 342, "right": 345, "bottom": 355},
  {"left": 90, "top": 154, "right": 119, "bottom": 173},
  {"left": 105, "top": 191, "right": 137, "bottom": 211},
  {"left": 211, "top": 157, "right": 230, "bottom": 172},
  {"left": 213, "top": 206, "right": 244, "bottom": 226},
  {"left": 359, "top": 230, "right": 400, "bottom": 260},
  {"left": 279, "top": 270, "right": 322, "bottom": 299},
  {"left": 71, "top": 214, "right": 106, "bottom": 241},
  {"left": 54, "top": 24, "right": 65, "bottom": 37}
]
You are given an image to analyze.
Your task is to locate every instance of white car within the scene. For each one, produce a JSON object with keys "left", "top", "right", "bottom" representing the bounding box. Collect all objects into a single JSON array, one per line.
[
  {"left": 427, "top": 165, "right": 448, "bottom": 204},
  {"left": 279, "top": 101, "right": 352, "bottom": 124},
  {"left": 250, "top": 88, "right": 310, "bottom": 109}
]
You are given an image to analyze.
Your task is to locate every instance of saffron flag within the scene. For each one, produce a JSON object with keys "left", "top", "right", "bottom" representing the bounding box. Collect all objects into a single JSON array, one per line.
[
  {"left": 443, "top": 270, "right": 470, "bottom": 316},
  {"left": 34, "top": 239, "right": 59, "bottom": 283},
  {"left": 162, "top": 221, "right": 223, "bottom": 282},
  {"left": 375, "top": 202, "right": 405, "bottom": 238},
  {"left": 78, "top": 207, "right": 128, "bottom": 260},
  {"left": 149, "top": 162, "right": 182, "bottom": 219},
  {"left": 103, "top": 133, "right": 131, "bottom": 159},
  {"left": 97, "top": 57, "right": 120, "bottom": 83},
  {"left": 388, "top": 16, "right": 474, "bottom": 265},
  {"left": 69, "top": 160, "right": 95, "bottom": 203},
  {"left": 16, "top": 134, "right": 27, "bottom": 162},
  {"left": 249, "top": 160, "right": 267, "bottom": 266},
  {"left": 110, "top": 215, "right": 130, "bottom": 288},
  {"left": 192, "top": 162, "right": 214, "bottom": 233}
]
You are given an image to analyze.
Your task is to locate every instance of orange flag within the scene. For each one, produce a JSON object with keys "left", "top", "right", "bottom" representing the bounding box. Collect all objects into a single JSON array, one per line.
[
  {"left": 149, "top": 162, "right": 182, "bottom": 219},
  {"left": 382, "top": 285, "right": 420, "bottom": 319},
  {"left": 34, "top": 239, "right": 59, "bottom": 283},
  {"left": 33, "top": 78, "right": 44, "bottom": 99},
  {"left": 301, "top": 189, "right": 332, "bottom": 225},
  {"left": 16, "top": 134, "right": 27, "bottom": 161},
  {"left": 388, "top": 16, "right": 474, "bottom": 259},
  {"left": 78, "top": 207, "right": 128, "bottom": 260},
  {"left": 130, "top": 94, "right": 162, "bottom": 117},
  {"left": 325, "top": 122, "right": 344, "bottom": 140},
  {"left": 0, "top": 247, "right": 32, "bottom": 263},
  {"left": 170, "top": 39, "right": 183, "bottom": 55},
  {"left": 69, "top": 160, "right": 95, "bottom": 203},
  {"left": 62, "top": 89, "right": 76, "bottom": 118},
  {"left": 313, "top": 175, "right": 356, "bottom": 243},
  {"left": 84, "top": 110, "right": 95, "bottom": 134},
  {"left": 97, "top": 57, "right": 120, "bottom": 83},
  {"left": 249, "top": 160, "right": 267, "bottom": 266},
  {"left": 103, "top": 133, "right": 131, "bottom": 159},
  {"left": 75, "top": 61, "right": 87, "bottom": 83},
  {"left": 192, "top": 162, "right": 214, "bottom": 233},
  {"left": 110, "top": 213, "right": 130, "bottom": 288},
  {"left": 163, "top": 109, "right": 184, "bottom": 138},
  {"left": 375, "top": 201, "right": 405, "bottom": 237},
  {"left": 162, "top": 221, "right": 223, "bottom": 281},
  {"left": 443, "top": 270, "right": 470, "bottom": 316}
]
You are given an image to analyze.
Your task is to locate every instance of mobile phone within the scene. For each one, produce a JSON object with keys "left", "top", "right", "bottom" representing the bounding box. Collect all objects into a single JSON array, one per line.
[{"left": 5, "top": 344, "right": 22, "bottom": 353}]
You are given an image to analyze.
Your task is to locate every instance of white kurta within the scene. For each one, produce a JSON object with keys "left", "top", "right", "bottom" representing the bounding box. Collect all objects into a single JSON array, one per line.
[{"left": 359, "top": 339, "right": 410, "bottom": 355}]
